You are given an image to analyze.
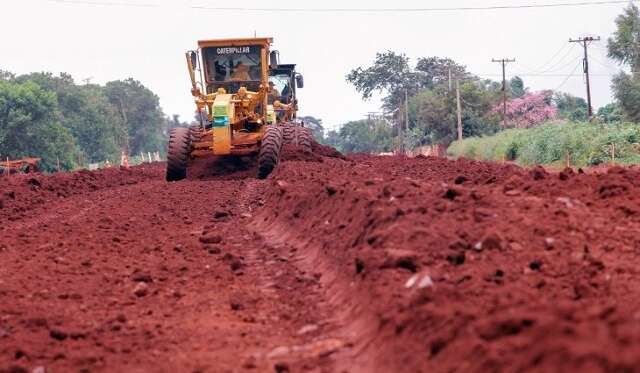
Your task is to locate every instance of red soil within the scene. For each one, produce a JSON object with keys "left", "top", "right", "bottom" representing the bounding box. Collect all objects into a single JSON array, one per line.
[{"left": 2, "top": 148, "right": 640, "bottom": 372}]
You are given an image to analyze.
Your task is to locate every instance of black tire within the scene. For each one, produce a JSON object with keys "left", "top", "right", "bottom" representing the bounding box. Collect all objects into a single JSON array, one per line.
[
  {"left": 258, "top": 126, "right": 283, "bottom": 179},
  {"left": 166, "top": 127, "right": 191, "bottom": 182},
  {"left": 282, "top": 125, "right": 296, "bottom": 142},
  {"left": 282, "top": 124, "right": 313, "bottom": 154},
  {"left": 296, "top": 126, "right": 313, "bottom": 154}
]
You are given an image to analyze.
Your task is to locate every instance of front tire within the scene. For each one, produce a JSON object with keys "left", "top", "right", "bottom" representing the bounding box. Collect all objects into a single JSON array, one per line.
[
  {"left": 258, "top": 126, "right": 284, "bottom": 179},
  {"left": 166, "top": 127, "right": 191, "bottom": 182}
]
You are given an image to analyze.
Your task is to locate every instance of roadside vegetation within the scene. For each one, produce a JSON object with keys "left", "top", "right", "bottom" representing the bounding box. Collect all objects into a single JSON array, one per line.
[
  {"left": 447, "top": 122, "right": 640, "bottom": 167},
  {"left": 0, "top": 71, "right": 189, "bottom": 172},
  {"left": 320, "top": 3, "right": 640, "bottom": 167}
]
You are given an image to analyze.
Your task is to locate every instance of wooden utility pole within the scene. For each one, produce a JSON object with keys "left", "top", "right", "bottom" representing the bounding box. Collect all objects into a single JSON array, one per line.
[
  {"left": 400, "top": 88, "right": 408, "bottom": 155},
  {"left": 569, "top": 36, "right": 600, "bottom": 118},
  {"left": 456, "top": 79, "right": 463, "bottom": 141},
  {"left": 492, "top": 58, "right": 516, "bottom": 126}
]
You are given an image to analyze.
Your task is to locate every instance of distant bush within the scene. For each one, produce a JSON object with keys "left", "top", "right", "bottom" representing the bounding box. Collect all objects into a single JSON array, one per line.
[{"left": 447, "top": 122, "right": 640, "bottom": 167}]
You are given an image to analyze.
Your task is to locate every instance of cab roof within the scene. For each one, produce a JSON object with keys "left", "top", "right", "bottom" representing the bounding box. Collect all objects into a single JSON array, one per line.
[{"left": 197, "top": 37, "right": 273, "bottom": 49}]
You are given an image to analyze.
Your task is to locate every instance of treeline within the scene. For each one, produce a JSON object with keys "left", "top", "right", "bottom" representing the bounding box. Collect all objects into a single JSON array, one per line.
[
  {"left": 320, "top": 4, "right": 640, "bottom": 155},
  {"left": 0, "top": 71, "right": 185, "bottom": 171}
]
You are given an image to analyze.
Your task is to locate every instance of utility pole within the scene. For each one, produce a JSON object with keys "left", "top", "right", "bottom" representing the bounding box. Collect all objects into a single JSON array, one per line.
[
  {"left": 456, "top": 79, "right": 462, "bottom": 141},
  {"left": 569, "top": 36, "right": 600, "bottom": 118},
  {"left": 399, "top": 88, "right": 408, "bottom": 155},
  {"left": 492, "top": 58, "right": 516, "bottom": 126}
]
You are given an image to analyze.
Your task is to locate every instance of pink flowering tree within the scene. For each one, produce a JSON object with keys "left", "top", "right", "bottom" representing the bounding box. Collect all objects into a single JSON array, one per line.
[{"left": 494, "top": 91, "right": 558, "bottom": 128}]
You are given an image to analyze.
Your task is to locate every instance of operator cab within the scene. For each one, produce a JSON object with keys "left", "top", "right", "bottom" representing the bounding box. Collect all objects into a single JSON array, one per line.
[
  {"left": 202, "top": 44, "right": 264, "bottom": 94},
  {"left": 268, "top": 64, "right": 304, "bottom": 120}
]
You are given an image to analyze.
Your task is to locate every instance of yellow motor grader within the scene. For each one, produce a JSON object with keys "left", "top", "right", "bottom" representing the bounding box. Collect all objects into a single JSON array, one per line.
[{"left": 166, "top": 37, "right": 310, "bottom": 181}]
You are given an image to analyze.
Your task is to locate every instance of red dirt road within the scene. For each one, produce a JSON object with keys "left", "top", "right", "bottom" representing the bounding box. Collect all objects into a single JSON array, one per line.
[{"left": 2, "top": 152, "right": 640, "bottom": 372}]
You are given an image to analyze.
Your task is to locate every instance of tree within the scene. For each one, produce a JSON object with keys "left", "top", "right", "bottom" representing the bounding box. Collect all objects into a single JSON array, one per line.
[
  {"left": 0, "top": 80, "right": 81, "bottom": 171},
  {"left": 15, "top": 72, "right": 126, "bottom": 164},
  {"left": 414, "top": 57, "right": 470, "bottom": 89},
  {"left": 553, "top": 92, "right": 588, "bottom": 122},
  {"left": 330, "top": 119, "right": 394, "bottom": 154},
  {"left": 495, "top": 91, "right": 558, "bottom": 128},
  {"left": 612, "top": 73, "right": 640, "bottom": 122},
  {"left": 105, "top": 79, "right": 166, "bottom": 155},
  {"left": 608, "top": 4, "right": 640, "bottom": 71},
  {"left": 510, "top": 76, "right": 526, "bottom": 98},
  {"left": 346, "top": 51, "right": 418, "bottom": 113},
  {"left": 298, "top": 115, "right": 324, "bottom": 141},
  {"left": 608, "top": 4, "right": 640, "bottom": 123},
  {"left": 597, "top": 103, "right": 625, "bottom": 123}
]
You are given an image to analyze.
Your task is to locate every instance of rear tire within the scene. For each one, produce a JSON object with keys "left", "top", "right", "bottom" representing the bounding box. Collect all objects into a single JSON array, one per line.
[
  {"left": 166, "top": 127, "right": 191, "bottom": 182},
  {"left": 282, "top": 124, "right": 313, "bottom": 153},
  {"left": 258, "top": 126, "right": 283, "bottom": 179}
]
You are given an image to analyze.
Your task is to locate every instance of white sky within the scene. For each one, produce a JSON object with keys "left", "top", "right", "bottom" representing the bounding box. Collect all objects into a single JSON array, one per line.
[{"left": 1, "top": 0, "right": 632, "bottom": 129}]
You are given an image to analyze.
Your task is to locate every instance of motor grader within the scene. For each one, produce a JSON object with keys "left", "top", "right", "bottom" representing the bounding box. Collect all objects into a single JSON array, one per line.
[{"left": 166, "top": 37, "right": 311, "bottom": 181}]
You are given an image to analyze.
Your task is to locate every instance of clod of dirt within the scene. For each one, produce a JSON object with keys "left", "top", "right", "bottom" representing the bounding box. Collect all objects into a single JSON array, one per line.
[
  {"left": 133, "top": 282, "right": 149, "bottom": 297},
  {"left": 230, "top": 258, "right": 243, "bottom": 273},
  {"left": 482, "top": 232, "right": 503, "bottom": 251},
  {"left": 325, "top": 185, "right": 337, "bottom": 196},
  {"left": 454, "top": 175, "right": 468, "bottom": 185},
  {"left": 49, "top": 330, "right": 67, "bottom": 341},
  {"left": 530, "top": 166, "right": 548, "bottom": 180},
  {"left": 199, "top": 234, "right": 223, "bottom": 244},
  {"left": 443, "top": 187, "right": 463, "bottom": 200},
  {"left": 529, "top": 261, "right": 542, "bottom": 271},
  {"left": 132, "top": 274, "right": 153, "bottom": 283},
  {"left": 274, "top": 362, "right": 290, "bottom": 373},
  {"left": 230, "top": 301, "right": 243, "bottom": 311},
  {"left": 559, "top": 167, "right": 574, "bottom": 180},
  {"left": 544, "top": 237, "right": 555, "bottom": 250},
  {"left": 446, "top": 251, "right": 466, "bottom": 266},
  {"left": 213, "top": 210, "right": 230, "bottom": 221}
]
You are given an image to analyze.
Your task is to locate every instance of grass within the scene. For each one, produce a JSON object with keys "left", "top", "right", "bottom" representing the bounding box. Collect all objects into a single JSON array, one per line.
[{"left": 447, "top": 122, "right": 640, "bottom": 168}]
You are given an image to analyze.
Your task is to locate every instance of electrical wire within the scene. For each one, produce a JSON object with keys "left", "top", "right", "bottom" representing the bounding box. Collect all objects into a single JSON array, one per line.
[
  {"left": 48, "top": 0, "right": 156, "bottom": 7},
  {"left": 552, "top": 60, "right": 583, "bottom": 91},
  {"left": 515, "top": 43, "right": 571, "bottom": 74},
  {"left": 46, "top": 0, "right": 638, "bottom": 11}
]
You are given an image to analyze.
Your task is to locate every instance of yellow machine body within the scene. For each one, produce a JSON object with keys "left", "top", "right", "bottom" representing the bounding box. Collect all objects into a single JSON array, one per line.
[{"left": 186, "top": 37, "right": 274, "bottom": 156}]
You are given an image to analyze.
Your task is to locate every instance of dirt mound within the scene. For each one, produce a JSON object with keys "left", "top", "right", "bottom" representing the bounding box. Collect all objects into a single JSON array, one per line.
[
  {"left": 312, "top": 141, "right": 346, "bottom": 160},
  {"left": 256, "top": 154, "right": 640, "bottom": 372},
  {"left": 186, "top": 155, "right": 258, "bottom": 180},
  {"left": 0, "top": 163, "right": 163, "bottom": 222},
  {"left": 4, "top": 151, "right": 640, "bottom": 372}
]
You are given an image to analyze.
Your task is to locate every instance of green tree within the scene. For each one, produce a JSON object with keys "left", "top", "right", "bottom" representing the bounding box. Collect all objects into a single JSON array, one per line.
[
  {"left": 0, "top": 80, "right": 81, "bottom": 171},
  {"left": 333, "top": 119, "right": 394, "bottom": 154},
  {"left": 346, "top": 51, "right": 418, "bottom": 113},
  {"left": 608, "top": 4, "right": 640, "bottom": 70},
  {"left": 105, "top": 79, "right": 166, "bottom": 155},
  {"left": 510, "top": 76, "right": 526, "bottom": 98},
  {"left": 597, "top": 103, "right": 625, "bottom": 123},
  {"left": 612, "top": 73, "right": 640, "bottom": 122},
  {"left": 15, "top": 72, "right": 126, "bottom": 164},
  {"left": 608, "top": 4, "right": 640, "bottom": 122},
  {"left": 553, "top": 92, "right": 588, "bottom": 122},
  {"left": 414, "top": 57, "right": 470, "bottom": 89}
]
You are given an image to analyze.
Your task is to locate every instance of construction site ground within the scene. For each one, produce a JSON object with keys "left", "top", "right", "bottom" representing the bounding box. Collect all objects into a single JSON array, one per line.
[{"left": 2, "top": 146, "right": 640, "bottom": 373}]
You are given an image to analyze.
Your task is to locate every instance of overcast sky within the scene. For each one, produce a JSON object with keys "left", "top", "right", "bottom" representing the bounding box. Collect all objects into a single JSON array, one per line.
[{"left": 1, "top": 0, "right": 633, "bottom": 129}]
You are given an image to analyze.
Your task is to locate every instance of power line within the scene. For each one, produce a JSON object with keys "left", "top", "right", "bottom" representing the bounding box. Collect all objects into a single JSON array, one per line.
[
  {"left": 46, "top": 0, "right": 638, "bottom": 11},
  {"left": 515, "top": 43, "right": 571, "bottom": 74},
  {"left": 191, "top": 1, "right": 637, "bottom": 12},
  {"left": 48, "top": 0, "right": 156, "bottom": 7},
  {"left": 553, "top": 60, "right": 583, "bottom": 91},
  {"left": 518, "top": 45, "right": 581, "bottom": 75}
]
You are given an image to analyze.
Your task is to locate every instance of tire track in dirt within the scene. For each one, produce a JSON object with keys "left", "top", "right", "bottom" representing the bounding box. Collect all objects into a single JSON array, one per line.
[{"left": 0, "top": 165, "right": 345, "bottom": 373}]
